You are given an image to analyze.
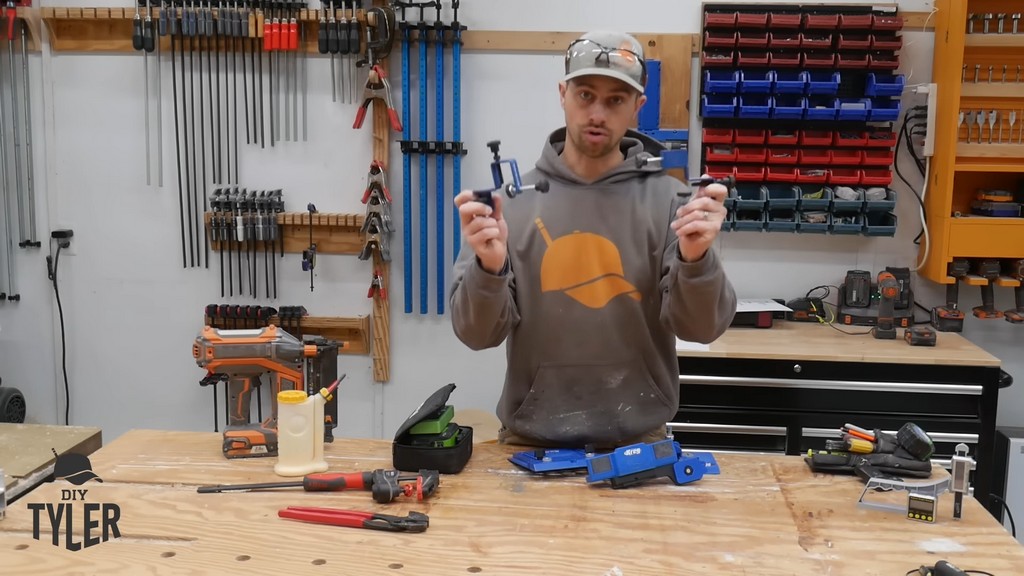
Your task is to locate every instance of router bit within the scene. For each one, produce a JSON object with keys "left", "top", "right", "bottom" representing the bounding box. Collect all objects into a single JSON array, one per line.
[
  {"left": 1015, "top": 13, "right": 1022, "bottom": 34},
  {"left": 975, "top": 63, "right": 981, "bottom": 83},
  {"left": 1004, "top": 64, "right": 1008, "bottom": 82},
  {"left": 998, "top": 13, "right": 1007, "bottom": 33},
  {"left": 989, "top": 65, "right": 994, "bottom": 82},
  {"left": 967, "top": 13, "right": 976, "bottom": 33},
  {"left": 983, "top": 13, "right": 994, "bottom": 33}
]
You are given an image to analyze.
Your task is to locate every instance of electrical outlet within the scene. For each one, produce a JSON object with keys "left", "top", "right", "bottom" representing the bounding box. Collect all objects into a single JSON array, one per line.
[{"left": 923, "top": 83, "right": 938, "bottom": 157}]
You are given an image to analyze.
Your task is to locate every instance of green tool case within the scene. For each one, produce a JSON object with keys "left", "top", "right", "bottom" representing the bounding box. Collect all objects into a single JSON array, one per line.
[{"left": 393, "top": 383, "right": 473, "bottom": 474}]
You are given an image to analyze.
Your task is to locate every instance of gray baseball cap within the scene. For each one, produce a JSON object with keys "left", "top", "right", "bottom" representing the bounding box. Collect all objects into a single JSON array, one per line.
[{"left": 563, "top": 31, "right": 647, "bottom": 94}]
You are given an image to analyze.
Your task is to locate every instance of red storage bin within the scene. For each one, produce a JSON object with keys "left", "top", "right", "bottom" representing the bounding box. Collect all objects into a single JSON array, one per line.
[
  {"left": 703, "top": 128, "right": 735, "bottom": 144},
  {"left": 804, "top": 52, "right": 836, "bottom": 68},
  {"left": 872, "top": 14, "right": 904, "bottom": 31},
  {"left": 736, "top": 147, "right": 767, "bottom": 163},
  {"left": 737, "top": 51, "right": 770, "bottom": 67},
  {"left": 796, "top": 168, "right": 829, "bottom": 184},
  {"left": 837, "top": 53, "right": 870, "bottom": 69},
  {"left": 769, "top": 51, "right": 801, "bottom": 67},
  {"left": 834, "top": 131, "right": 868, "bottom": 147},
  {"left": 838, "top": 13, "right": 873, "bottom": 29},
  {"left": 735, "top": 165, "right": 767, "bottom": 182},
  {"left": 769, "top": 33, "right": 801, "bottom": 48},
  {"left": 767, "top": 129, "right": 799, "bottom": 145},
  {"left": 803, "top": 13, "right": 839, "bottom": 29},
  {"left": 768, "top": 12, "right": 802, "bottom": 28},
  {"left": 863, "top": 150, "right": 895, "bottom": 166},
  {"left": 704, "top": 11, "right": 738, "bottom": 27},
  {"left": 830, "top": 149, "right": 863, "bottom": 165},
  {"left": 734, "top": 129, "right": 766, "bottom": 144},
  {"left": 828, "top": 169, "right": 862, "bottom": 185},
  {"left": 799, "top": 130, "right": 833, "bottom": 146},
  {"left": 737, "top": 31, "right": 769, "bottom": 48},
  {"left": 865, "top": 130, "right": 897, "bottom": 147},
  {"left": 705, "top": 165, "right": 735, "bottom": 180},
  {"left": 705, "top": 145, "right": 737, "bottom": 163},
  {"left": 869, "top": 54, "right": 900, "bottom": 70},
  {"left": 801, "top": 33, "right": 833, "bottom": 49},
  {"left": 799, "top": 149, "right": 832, "bottom": 165},
  {"left": 736, "top": 12, "right": 768, "bottom": 27},
  {"left": 767, "top": 148, "right": 799, "bottom": 164},
  {"left": 704, "top": 30, "right": 738, "bottom": 48},
  {"left": 861, "top": 169, "right": 893, "bottom": 186},
  {"left": 766, "top": 167, "right": 797, "bottom": 182},
  {"left": 871, "top": 34, "right": 903, "bottom": 50},
  {"left": 702, "top": 50, "right": 736, "bottom": 67},
  {"left": 837, "top": 34, "right": 871, "bottom": 50}
]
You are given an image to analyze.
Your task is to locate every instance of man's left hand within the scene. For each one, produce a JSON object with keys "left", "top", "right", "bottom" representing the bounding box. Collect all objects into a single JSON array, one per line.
[{"left": 670, "top": 176, "right": 728, "bottom": 263}]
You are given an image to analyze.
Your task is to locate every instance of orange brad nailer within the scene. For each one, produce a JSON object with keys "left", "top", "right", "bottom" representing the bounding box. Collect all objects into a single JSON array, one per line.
[{"left": 193, "top": 325, "right": 345, "bottom": 459}]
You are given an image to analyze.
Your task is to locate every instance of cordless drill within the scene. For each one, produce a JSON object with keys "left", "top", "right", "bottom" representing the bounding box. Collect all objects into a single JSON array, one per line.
[
  {"left": 872, "top": 271, "right": 898, "bottom": 339},
  {"left": 972, "top": 259, "right": 1003, "bottom": 319},
  {"left": 931, "top": 259, "right": 969, "bottom": 332},
  {"left": 1004, "top": 259, "right": 1024, "bottom": 324}
]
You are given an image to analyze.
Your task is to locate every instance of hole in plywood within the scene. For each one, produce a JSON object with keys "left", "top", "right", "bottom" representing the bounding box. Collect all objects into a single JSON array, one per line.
[
  {"left": 161, "top": 551, "right": 176, "bottom": 558},
  {"left": 236, "top": 555, "right": 251, "bottom": 562},
  {"left": 467, "top": 568, "right": 483, "bottom": 573},
  {"left": 648, "top": 40, "right": 657, "bottom": 48},
  {"left": 15, "top": 544, "right": 29, "bottom": 550},
  {"left": 388, "top": 563, "right": 404, "bottom": 569},
  {"left": 312, "top": 559, "right": 327, "bottom": 566}
]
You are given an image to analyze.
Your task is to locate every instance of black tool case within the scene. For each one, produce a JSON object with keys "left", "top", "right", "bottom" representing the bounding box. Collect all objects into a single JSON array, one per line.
[{"left": 393, "top": 383, "right": 474, "bottom": 474}]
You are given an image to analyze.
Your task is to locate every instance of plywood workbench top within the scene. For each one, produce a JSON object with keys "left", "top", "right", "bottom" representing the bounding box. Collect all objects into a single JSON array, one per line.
[
  {"left": 679, "top": 321, "right": 1002, "bottom": 367},
  {"left": 1, "top": 429, "right": 1022, "bottom": 575},
  {"left": 0, "top": 423, "right": 102, "bottom": 501}
]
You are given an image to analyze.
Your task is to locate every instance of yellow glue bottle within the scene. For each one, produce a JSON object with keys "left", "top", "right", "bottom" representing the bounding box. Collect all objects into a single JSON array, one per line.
[{"left": 274, "top": 379, "right": 341, "bottom": 477}]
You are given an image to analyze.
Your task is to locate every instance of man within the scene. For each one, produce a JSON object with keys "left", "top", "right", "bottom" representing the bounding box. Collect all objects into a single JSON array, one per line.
[{"left": 449, "top": 31, "right": 737, "bottom": 449}]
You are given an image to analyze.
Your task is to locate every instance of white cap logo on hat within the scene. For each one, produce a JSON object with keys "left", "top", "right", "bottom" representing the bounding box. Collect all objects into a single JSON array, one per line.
[{"left": 563, "top": 31, "right": 647, "bottom": 94}]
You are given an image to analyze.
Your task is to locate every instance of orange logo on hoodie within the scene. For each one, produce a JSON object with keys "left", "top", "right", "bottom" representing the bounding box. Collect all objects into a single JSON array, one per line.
[{"left": 535, "top": 217, "right": 641, "bottom": 309}]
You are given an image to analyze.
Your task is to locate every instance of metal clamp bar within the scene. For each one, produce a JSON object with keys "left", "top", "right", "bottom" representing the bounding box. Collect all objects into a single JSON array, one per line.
[
  {"left": 668, "top": 422, "right": 787, "bottom": 436},
  {"left": 678, "top": 375, "right": 983, "bottom": 396}
]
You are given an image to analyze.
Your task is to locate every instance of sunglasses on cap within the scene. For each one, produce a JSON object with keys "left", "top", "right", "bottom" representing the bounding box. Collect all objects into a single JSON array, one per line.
[{"left": 564, "top": 38, "right": 647, "bottom": 90}]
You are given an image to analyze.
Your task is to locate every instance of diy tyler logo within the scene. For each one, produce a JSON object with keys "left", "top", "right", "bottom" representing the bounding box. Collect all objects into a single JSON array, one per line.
[{"left": 27, "top": 449, "right": 121, "bottom": 551}]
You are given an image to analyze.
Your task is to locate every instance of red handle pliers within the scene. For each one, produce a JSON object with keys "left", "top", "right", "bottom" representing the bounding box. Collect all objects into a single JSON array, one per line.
[{"left": 278, "top": 507, "right": 429, "bottom": 533}]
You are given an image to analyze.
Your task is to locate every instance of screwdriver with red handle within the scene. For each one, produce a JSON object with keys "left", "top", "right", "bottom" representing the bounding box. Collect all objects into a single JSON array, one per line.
[{"left": 197, "top": 470, "right": 373, "bottom": 494}]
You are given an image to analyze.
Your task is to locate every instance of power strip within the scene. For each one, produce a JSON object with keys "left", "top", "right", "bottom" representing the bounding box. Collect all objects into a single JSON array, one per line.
[{"left": 922, "top": 82, "right": 938, "bottom": 157}]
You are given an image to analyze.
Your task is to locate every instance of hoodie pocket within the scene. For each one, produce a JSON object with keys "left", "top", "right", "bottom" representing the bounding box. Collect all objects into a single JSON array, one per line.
[{"left": 511, "top": 356, "right": 672, "bottom": 446}]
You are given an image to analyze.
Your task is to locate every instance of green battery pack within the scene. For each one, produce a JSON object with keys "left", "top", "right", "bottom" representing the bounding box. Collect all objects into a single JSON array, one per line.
[
  {"left": 408, "top": 423, "right": 462, "bottom": 448},
  {"left": 408, "top": 404, "right": 454, "bottom": 435}
]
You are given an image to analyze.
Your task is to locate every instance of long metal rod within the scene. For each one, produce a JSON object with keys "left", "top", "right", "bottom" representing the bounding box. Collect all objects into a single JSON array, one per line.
[
  {"left": 418, "top": 26, "right": 427, "bottom": 314},
  {"left": 187, "top": 6, "right": 197, "bottom": 267},
  {"left": 401, "top": 20, "right": 411, "bottom": 313},
  {"left": 19, "top": 20, "right": 36, "bottom": 246},
  {"left": 0, "top": 34, "right": 15, "bottom": 299},
  {"left": 156, "top": 13, "right": 163, "bottom": 188},
  {"left": 172, "top": 25, "right": 186, "bottom": 268},
  {"left": 198, "top": 7, "right": 209, "bottom": 269},
  {"left": 435, "top": 16, "right": 444, "bottom": 315},
  {"left": 9, "top": 12, "right": 24, "bottom": 244}
]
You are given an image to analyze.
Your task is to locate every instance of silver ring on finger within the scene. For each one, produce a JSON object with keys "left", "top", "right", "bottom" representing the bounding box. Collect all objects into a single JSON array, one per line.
[{"left": 702, "top": 210, "right": 710, "bottom": 221}]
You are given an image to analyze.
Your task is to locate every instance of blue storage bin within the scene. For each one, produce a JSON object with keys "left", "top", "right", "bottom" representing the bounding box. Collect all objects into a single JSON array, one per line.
[
  {"left": 772, "top": 95, "right": 805, "bottom": 119},
  {"left": 869, "top": 98, "right": 901, "bottom": 121},
  {"left": 798, "top": 185, "right": 831, "bottom": 211},
  {"left": 831, "top": 186, "right": 864, "bottom": 213},
  {"left": 805, "top": 97, "right": 837, "bottom": 120},
  {"left": 773, "top": 70, "right": 806, "bottom": 94},
  {"left": 701, "top": 95, "right": 737, "bottom": 118},
  {"left": 865, "top": 73, "right": 905, "bottom": 97},
  {"left": 830, "top": 213, "right": 865, "bottom": 235},
  {"left": 766, "top": 184, "right": 800, "bottom": 210},
  {"left": 739, "top": 95, "right": 772, "bottom": 118},
  {"left": 836, "top": 98, "right": 871, "bottom": 121},
  {"left": 735, "top": 184, "right": 766, "bottom": 211},
  {"left": 806, "top": 71, "right": 841, "bottom": 94},
  {"left": 733, "top": 211, "right": 767, "bottom": 231},
  {"left": 739, "top": 70, "right": 773, "bottom": 93},
  {"left": 864, "top": 188, "right": 897, "bottom": 212},
  {"left": 704, "top": 70, "right": 740, "bottom": 94},
  {"left": 767, "top": 212, "right": 799, "bottom": 232},
  {"left": 797, "top": 211, "right": 830, "bottom": 233},
  {"left": 864, "top": 212, "right": 897, "bottom": 236}
]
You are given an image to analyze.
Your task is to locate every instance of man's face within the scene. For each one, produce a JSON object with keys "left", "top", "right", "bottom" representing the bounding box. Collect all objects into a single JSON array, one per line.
[{"left": 559, "top": 76, "right": 646, "bottom": 159}]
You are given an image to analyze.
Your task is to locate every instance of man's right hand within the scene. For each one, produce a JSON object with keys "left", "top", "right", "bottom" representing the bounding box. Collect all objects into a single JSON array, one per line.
[{"left": 455, "top": 190, "right": 509, "bottom": 274}]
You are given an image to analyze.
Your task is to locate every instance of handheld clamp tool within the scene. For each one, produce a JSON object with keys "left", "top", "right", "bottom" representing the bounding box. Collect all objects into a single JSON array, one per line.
[
  {"left": 368, "top": 269, "right": 387, "bottom": 300},
  {"left": 279, "top": 507, "right": 429, "bottom": 532},
  {"left": 197, "top": 468, "right": 440, "bottom": 504},
  {"left": 362, "top": 160, "right": 393, "bottom": 203},
  {"left": 353, "top": 64, "right": 403, "bottom": 132},
  {"left": 471, "top": 140, "right": 550, "bottom": 209}
]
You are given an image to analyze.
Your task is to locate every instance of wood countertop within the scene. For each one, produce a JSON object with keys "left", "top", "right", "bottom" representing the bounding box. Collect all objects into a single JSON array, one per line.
[
  {"left": 0, "top": 423, "right": 102, "bottom": 501},
  {"left": 1, "top": 429, "right": 1021, "bottom": 575},
  {"left": 679, "top": 321, "right": 1002, "bottom": 367}
]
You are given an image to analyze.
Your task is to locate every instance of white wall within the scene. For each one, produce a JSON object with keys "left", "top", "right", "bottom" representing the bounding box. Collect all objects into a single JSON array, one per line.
[{"left": 5, "top": 0, "right": 1021, "bottom": 445}]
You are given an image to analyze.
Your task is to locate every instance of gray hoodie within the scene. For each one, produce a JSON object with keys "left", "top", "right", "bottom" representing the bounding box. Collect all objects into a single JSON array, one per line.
[{"left": 449, "top": 128, "right": 737, "bottom": 447}]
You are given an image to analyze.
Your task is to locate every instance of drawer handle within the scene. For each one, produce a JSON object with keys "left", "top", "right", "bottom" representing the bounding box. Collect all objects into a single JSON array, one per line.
[{"left": 678, "top": 375, "right": 983, "bottom": 395}]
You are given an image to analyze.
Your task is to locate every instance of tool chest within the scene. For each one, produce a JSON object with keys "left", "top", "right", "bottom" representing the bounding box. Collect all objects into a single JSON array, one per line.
[{"left": 700, "top": 3, "right": 903, "bottom": 235}]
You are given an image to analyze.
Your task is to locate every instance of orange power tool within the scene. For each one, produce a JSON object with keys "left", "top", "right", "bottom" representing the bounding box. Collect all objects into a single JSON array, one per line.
[
  {"left": 194, "top": 325, "right": 319, "bottom": 458},
  {"left": 871, "top": 272, "right": 899, "bottom": 340}
]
